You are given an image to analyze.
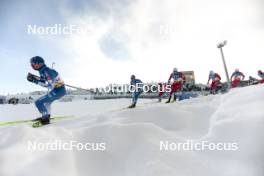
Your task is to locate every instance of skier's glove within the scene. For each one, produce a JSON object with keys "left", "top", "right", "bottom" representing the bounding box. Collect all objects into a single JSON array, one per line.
[{"left": 27, "top": 73, "right": 39, "bottom": 84}]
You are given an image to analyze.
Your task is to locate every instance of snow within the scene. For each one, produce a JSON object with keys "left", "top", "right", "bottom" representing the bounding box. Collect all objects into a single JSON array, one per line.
[{"left": 0, "top": 85, "right": 264, "bottom": 176}]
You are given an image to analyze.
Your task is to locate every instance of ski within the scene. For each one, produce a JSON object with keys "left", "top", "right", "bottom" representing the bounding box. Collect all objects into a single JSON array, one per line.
[
  {"left": 33, "top": 115, "right": 77, "bottom": 128},
  {"left": 32, "top": 121, "right": 54, "bottom": 128},
  {"left": 0, "top": 115, "right": 75, "bottom": 127},
  {"left": 32, "top": 121, "right": 45, "bottom": 128},
  {"left": 32, "top": 115, "right": 75, "bottom": 128},
  {"left": 110, "top": 105, "right": 144, "bottom": 112}
]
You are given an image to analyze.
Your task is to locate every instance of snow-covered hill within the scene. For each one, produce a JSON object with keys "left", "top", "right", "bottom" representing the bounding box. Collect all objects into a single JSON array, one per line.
[{"left": 0, "top": 85, "right": 264, "bottom": 176}]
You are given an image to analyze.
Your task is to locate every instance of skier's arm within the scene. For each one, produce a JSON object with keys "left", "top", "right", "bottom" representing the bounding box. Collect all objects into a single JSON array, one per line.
[
  {"left": 27, "top": 73, "right": 38, "bottom": 84},
  {"left": 168, "top": 73, "right": 172, "bottom": 84},
  {"left": 27, "top": 73, "right": 50, "bottom": 87},
  {"left": 215, "top": 74, "right": 221, "bottom": 81},
  {"left": 38, "top": 78, "right": 49, "bottom": 88},
  {"left": 135, "top": 79, "right": 143, "bottom": 86},
  {"left": 27, "top": 73, "right": 43, "bottom": 84},
  {"left": 230, "top": 73, "right": 234, "bottom": 81},
  {"left": 207, "top": 76, "right": 211, "bottom": 85},
  {"left": 258, "top": 72, "right": 262, "bottom": 79},
  {"left": 260, "top": 73, "right": 264, "bottom": 79},
  {"left": 215, "top": 73, "right": 221, "bottom": 81},
  {"left": 241, "top": 72, "right": 245, "bottom": 80}
]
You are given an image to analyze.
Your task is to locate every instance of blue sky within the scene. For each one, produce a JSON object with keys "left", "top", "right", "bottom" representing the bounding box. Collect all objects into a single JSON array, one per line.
[{"left": 1, "top": 0, "right": 264, "bottom": 94}]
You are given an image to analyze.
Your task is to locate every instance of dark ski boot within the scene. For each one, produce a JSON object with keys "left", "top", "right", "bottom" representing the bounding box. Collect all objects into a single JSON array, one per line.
[
  {"left": 40, "top": 116, "right": 50, "bottom": 125},
  {"left": 128, "top": 103, "right": 136, "bottom": 108},
  {"left": 171, "top": 94, "right": 177, "bottom": 103},
  {"left": 32, "top": 114, "right": 50, "bottom": 124},
  {"left": 165, "top": 96, "right": 171, "bottom": 103}
]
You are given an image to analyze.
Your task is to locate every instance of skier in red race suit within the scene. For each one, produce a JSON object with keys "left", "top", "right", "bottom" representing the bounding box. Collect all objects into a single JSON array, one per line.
[
  {"left": 258, "top": 70, "right": 264, "bottom": 84},
  {"left": 230, "top": 69, "right": 245, "bottom": 88},
  {"left": 166, "top": 68, "right": 185, "bottom": 103},
  {"left": 207, "top": 71, "right": 222, "bottom": 94}
]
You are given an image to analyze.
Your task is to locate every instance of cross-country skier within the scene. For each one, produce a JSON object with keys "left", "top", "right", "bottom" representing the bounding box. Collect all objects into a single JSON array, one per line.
[
  {"left": 207, "top": 70, "right": 222, "bottom": 94},
  {"left": 129, "top": 75, "right": 143, "bottom": 108},
  {"left": 27, "top": 56, "right": 66, "bottom": 125},
  {"left": 230, "top": 68, "right": 245, "bottom": 88},
  {"left": 258, "top": 70, "right": 264, "bottom": 84},
  {"left": 166, "top": 68, "right": 185, "bottom": 103}
]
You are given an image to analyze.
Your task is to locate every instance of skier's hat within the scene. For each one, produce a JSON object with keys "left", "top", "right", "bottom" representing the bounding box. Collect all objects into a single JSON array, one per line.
[
  {"left": 131, "top": 75, "right": 135, "bottom": 79},
  {"left": 30, "top": 56, "right": 45, "bottom": 70}
]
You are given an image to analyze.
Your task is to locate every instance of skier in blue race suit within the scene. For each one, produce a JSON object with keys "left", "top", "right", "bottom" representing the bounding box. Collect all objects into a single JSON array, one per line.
[
  {"left": 27, "top": 56, "right": 66, "bottom": 125},
  {"left": 129, "top": 75, "right": 143, "bottom": 108}
]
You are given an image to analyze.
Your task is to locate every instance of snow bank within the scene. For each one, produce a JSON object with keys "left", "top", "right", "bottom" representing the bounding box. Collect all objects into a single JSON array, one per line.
[{"left": 0, "top": 85, "right": 264, "bottom": 176}]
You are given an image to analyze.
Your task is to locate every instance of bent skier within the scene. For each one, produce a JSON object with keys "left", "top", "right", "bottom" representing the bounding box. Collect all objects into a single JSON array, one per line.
[
  {"left": 230, "top": 69, "right": 245, "bottom": 88},
  {"left": 129, "top": 75, "right": 143, "bottom": 108},
  {"left": 258, "top": 70, "right": 264, "bottom": 84},
  {"left": 207, "top": 71, "right": 222, "bottom": 94},
  {"left": 166, "top": 68, "right": 185, "bottom": 103},
  {"left": 27, "top": 56, "right": 66, "bottom": 125}
]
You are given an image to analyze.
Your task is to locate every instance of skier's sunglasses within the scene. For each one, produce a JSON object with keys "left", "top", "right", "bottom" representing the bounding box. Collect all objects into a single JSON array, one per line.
[{"left": 31, "top": 63, "right": 43, "bottom": 70}]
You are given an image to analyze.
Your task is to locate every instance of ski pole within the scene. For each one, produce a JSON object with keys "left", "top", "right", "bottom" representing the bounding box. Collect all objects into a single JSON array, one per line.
[{"left": 64, "top": 84, "right": 92, "bottom": 92}]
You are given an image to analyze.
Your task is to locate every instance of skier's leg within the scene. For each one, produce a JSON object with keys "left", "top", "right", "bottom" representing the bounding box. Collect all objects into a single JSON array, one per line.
[
  {"left": 44, "top": 102, "right": 51, "bottom": 115},
  {"left": 130, "top": 91, "right": 142, "bottom": 108},
  {"left": 129, "top": 92, "right": 137, "bottom": 108},
  {"left": 231, "top": 80, "right": 235, "bottom": 88},
  {"left": 35, "top": 87, "right": 66, "bottom": 118},
  {"left": 165, "top": 96, "right": 171, "bottom": 103},
  {"left": 166, "top": 93, "right": 173, "bottom": 103},
  {"left": 173, "top": 93, "right": 177, "bottom": 101},
  {"left": 134, "top": 91, "right": 142, "bottom": 105},
  {"left": 211, "top": 81, "right": 217, "bottom": 94},
  {"left": 232, "top": 79, "right": 240, "bottom": 88},
  {"left": 132, "top": 92, "right": 137, "bottom": 104},
  {"left": 129, "top": 93, "right": 135, "bottom": 108},
  {"left": 166, "top": 83, "right": 176, "bottom": 103},
  {"left": 172, "top": 82, "right": 182, "bottom": 102},
  {"left": 46, "top": 87, "right": 66, "bottom": 111},
  {"left": 236, "top": 79, "right": 241, "bottom": 87},
  {"left": 35, "top": 94, "right": 52, "bottom": 116},
  {"left": 216, "top": 81, "right": 222, "bottom": 93},
  {"left": 158, "top": 92, "right": 164, "bottom": 102}
]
